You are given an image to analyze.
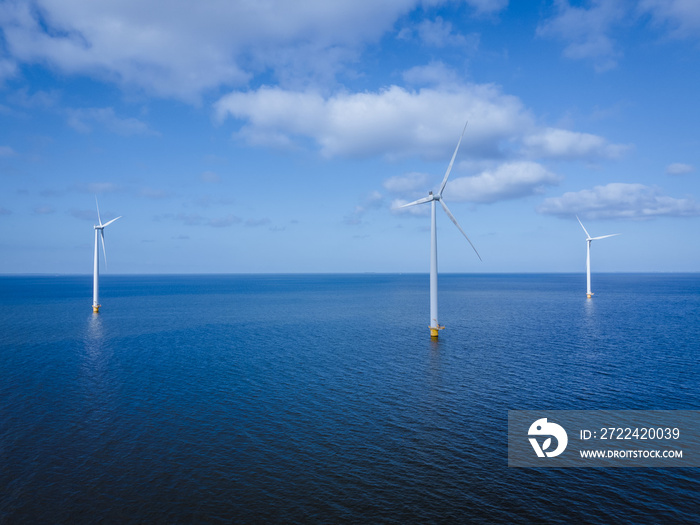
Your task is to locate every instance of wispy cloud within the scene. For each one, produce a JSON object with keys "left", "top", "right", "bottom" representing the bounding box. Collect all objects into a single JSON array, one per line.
[
  {"left": 666, "top": 163, "right": 694, "bottom": 175},
  {"left": 33, "top": 205, "right": 55, "bottom": 215},
  {"left": 640, "top": 0, "right": 700, "bottom": 39},
  {"left": 383, "top": 172, "right": 431, "bottom": 193},
  {"left": 245, "top": 218, "right": 271, "bottom": 228},
  {"left": 537, "top": 182, "right": 700, "bottom": 219},
  {"left": 344, "top": 191, "right": 384, "bottom": 225},
  {"left": 200, "top": 171, "right": 221, "bottom": 184},
  {"left": 66, "top": 107, "right": 156, "bottom": 136},
  {"left": 0, "top": 145, "right": 17, "bottom": 157},
  {"left": 399, "top": 17, "right": 480, "bottom": 50},
  {"left": 537, "top": 0, "right": 627, "bottom": 72},
  {"left": 523, "top": 127, "right": 631, "bottom": 160},
  {"left": 210, "top": 214, "right": 242, "bottom": 228}
]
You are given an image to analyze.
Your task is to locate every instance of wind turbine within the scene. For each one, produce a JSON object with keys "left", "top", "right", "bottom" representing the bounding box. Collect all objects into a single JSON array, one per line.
[
  {"left": 399, "top": 121, "right": 481, "bottom": 338},
  {"left": 92, "top": 198, "right": 121, "bottom": 313},
  {"left": 576, "top": 215, "right": 619, "bottom": 298}
]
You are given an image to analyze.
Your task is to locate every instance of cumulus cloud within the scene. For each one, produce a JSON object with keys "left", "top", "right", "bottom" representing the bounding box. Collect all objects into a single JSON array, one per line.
[
  {"left": 666, "top": 162, "right": 694, "bottom": 175},
  {"left": 215, "top": 80, "right": 630, "bottom": 164},
  {"left": 66, "top": 107, "right": 156, "bottom": 135},
  {"left": 447, "top": 161, "right": 561, "bottom": 203},
  {"left": 537, "top": 0, "right": 626, "bottom": 71},
  {"left": 0, "top": 0, "right": 426, "bottom": 100},
  {"left": 537, "top": 182, "right": 700, "bottom": 219},
  {"left": 215, "top": 84, "right": 533, "bottom": 160},
  {"left": 523, "top": 127, "right": 630, "bottom": 160}
]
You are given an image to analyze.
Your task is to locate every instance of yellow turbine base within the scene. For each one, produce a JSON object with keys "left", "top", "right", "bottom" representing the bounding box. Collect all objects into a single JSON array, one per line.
[
  {"left": 430, "top": 325, "right": 445, "bottom": 338},
  {"left": 92, "top": 305, "right": 100, "bottom": 313}
]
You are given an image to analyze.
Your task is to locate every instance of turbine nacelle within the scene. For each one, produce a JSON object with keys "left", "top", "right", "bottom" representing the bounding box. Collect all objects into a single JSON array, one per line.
[{"left": 94, "top": 197, "right": 122, "bottom": 266}]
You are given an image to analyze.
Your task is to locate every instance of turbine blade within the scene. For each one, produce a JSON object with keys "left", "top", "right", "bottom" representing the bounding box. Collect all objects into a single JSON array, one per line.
[
  {"left": 102, "top": 216, "right": 122, "bottom": 228},
  {"left": 438, "top": 120, "right": 468, "bottom": 197},
  {"left": 399, "top": 196, "right": 433, "bottom": 208},
  {"left": 440, "top": 200, "right": 482, "bottom": 261},
  {"left": 100, "top": 229, "right": 107, "bottom": 266},
  {"left": 576, "top": 215, "right": 591, "bottom": 238},
  {"left": 591, "top": 233, "right": 620, "bottom": 240},
  {"left": 95, "top": 196, "right": 103, "bottom": 227}
]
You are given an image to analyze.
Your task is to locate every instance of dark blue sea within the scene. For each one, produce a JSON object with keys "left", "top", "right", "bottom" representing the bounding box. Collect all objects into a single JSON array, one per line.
[{"left": 1, "top": 273, "right": 699, "bottom": 523}]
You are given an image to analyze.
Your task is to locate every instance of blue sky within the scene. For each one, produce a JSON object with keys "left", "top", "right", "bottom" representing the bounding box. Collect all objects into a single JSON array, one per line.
[{"left": 1, "top": 0, "right": 699, "bottom": 274}]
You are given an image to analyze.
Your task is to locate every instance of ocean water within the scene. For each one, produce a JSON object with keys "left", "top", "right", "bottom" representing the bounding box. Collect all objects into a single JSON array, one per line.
[{"left": 1, "top": 273, "right": 699, "bottom": 523}]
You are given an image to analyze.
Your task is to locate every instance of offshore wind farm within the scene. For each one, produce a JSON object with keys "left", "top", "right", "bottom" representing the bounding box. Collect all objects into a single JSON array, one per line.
[{"left": 1, "top": 1, "right": 700, "bottom": 523}]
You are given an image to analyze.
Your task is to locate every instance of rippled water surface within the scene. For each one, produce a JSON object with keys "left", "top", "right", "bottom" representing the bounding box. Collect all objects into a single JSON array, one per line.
[{"left": 1, "top": 274, "right": 699, "bottom": 523}]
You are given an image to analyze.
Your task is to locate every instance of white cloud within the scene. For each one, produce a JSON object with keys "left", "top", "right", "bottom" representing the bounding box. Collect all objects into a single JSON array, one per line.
[
  {"left": 640, "top": 0, "right": 700, "bottom": 39},
  {"left": 537, "top": 182, "right": 700, "bottom": 219},
  {"left": 0, "top": 145, "right": 16, "bottom": 156},
  {"left": 215, "top": 84, "right": 533, "bottom": 159},
  {"left": 537, "top": 0, "right": 626, "bottom": 71},
  {"left": 447, "top": 161, "right": 560, "bottom": 203},
  {"left": 66, "top": 107, "right": 155, "bottom": 135},
  {"left": 666, "top": 162, "right": 694, "bottom": 175},
  {"left": 402, "top": 61, "right": 462, "bottom": 87},
  {"left": 0, "top": 0, "right": 425, "bottom": 100},
  {"left": 523, "top": 127, "right": 631, "bottom": 160},
  {"left": 407, "top": 17, "right": 480, "bottom": 49}
]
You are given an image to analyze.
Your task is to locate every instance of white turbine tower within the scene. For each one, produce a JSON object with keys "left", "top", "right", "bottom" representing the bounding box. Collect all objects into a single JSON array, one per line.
[
  {"left": 400, "top": 121, "right": 481, "bottom": 338},
  {"left": 92, "top": 198, "right": 121, "bottom": 313},
  {"left": 576, "top": 215, "right": 619, "bottom": 298}
]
